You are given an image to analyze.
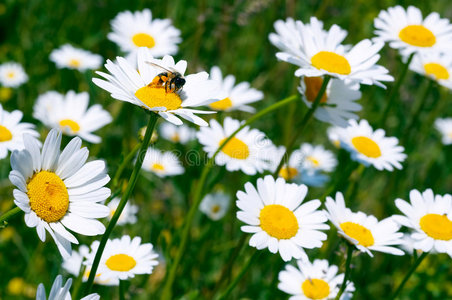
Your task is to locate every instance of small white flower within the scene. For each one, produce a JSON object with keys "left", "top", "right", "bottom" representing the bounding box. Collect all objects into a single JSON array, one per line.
[
  {"left": 197, "top": 117, "right": 274, "bottom": 175},
  {"left": 107, "top": 197, "right": 138, "bottom": 225},
  {"left": 200, "top": 192, "right": 230, "bottom": 220},
  {"left": 159, "top": 122, "right": 195, "bottom": 144},
  {"left": 434, "top": 117, "right": 452, "bottom": 145},
  {"left": 374, "top": 5, "right": 452, "bottom": 56},
  {"left": 141, "top": 147, "right": 184, "bottom": 177},
  {"left": 93, "top": 48, "right": 219, "bottom": 126},
  {"left": 50, "top": 44, "right": 102, "bottom": 71},
  {"left": 394, "top": 189, "right": 452, "bottom": 257},
  {"left": 327, "top": 126, "right": 342, "bottom": 148},
  {"left": 336, "top": 119, "right": 406, "bottom": 171},
  {"left": 299, "top": 143, "right": 337, "bottom": 174},
  {"left": 9, "top": 129, "right": 111, "bottom": 258},
  {"left": 0, "top": 62, "right": 28, "bottom": 87},
  {"left": 278, "top": 257, "right": 355, "bottom": 300},
  {"left": 84, "top": 235, "right": 159, "bottom": 281},
  {"left": 325, "top": 192, "right": 405, "bottom": 256},
  {"left": 208, "top": 66, "right": 264, "bottom": 112},
  {"left": 236, "top": 175, "right": 329, "bottom": 261},
  {"left": 0, "top": 104, "right": 40, "bottom": 159},
  {"left": 410, "top": 52, "right": 452, "bottom": 89},
  {"left": 35, "top": 275, "right": 99, "bottom": 300},
  {"left": 34, "top": 91, "right": 112, "bottom": 143}
]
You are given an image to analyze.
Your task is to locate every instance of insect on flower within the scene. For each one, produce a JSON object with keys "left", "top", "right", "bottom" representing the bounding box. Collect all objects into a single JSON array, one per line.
[{"left": 145, "top": 61, "right": 186, "bottom": 93}]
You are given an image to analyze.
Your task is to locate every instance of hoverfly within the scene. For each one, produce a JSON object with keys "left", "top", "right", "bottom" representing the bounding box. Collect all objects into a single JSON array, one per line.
[{"left": 145, "top": 61, "right": 186, "bottom": 93}]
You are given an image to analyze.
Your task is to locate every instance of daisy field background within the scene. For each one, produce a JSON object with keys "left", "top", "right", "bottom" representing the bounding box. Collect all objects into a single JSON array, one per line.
[{"left": 0, "top": 0, "right": 451, "bottom": 299}]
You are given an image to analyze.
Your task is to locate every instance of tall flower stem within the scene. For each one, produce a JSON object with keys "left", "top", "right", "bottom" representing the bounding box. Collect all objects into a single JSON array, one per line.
[
  {"left": 391, "top": 252, "right": 428, "bottom": 300},
  {"left": 0, "top": 206, "right": 22, "bottom": 225},
  {"left": 160, "top": 94, "right": 299, "bottom": 300},
  {"left": 335, "top": 243, "right": 354, "bottom": 300},
  {"left": 84, "top": 112, "right": 159, "bottom": 294},
  {"left": 119, "top": 280, "right": 126, "bottom": 300},
  {"left": 111, "top": 142, "right": 142, "bottom": 190},
  {"left": 273, "top": 76, "right": 331, "bottom": 176},
  {"left": 379, "top": 53, "right": 415, "bottom": 127}
]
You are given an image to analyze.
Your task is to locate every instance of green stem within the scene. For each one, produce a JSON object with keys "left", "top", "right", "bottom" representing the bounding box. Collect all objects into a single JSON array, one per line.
[
  {"left": 344, "top": 164, "right": 366, "bottom": 202},
  {"left": 274, "top": 76, "right": 331, "bottom": 176},
  {"left": 215, "top": 250, "right": 260, "bottom": 300},
  {"left": 160, "top": 94, "right": 298, "bottom": 300},
  {"left": 84, "top": 112, "right": 159, "bottom": 294},
  {"left": 391, "top": 252, "right": 428, "bottom": 300},
  {"left": 0, "top": 206, "right": 22, "bottom": 225},
  {"left": 119, "top": 280, "right": 126, "bottom": 300},
  {"left": 379, "top": 53, "right": 415, "bottom": 127},
  {"left": 335, "top": 243, "right": 354, "bottom": 300},
  {"left": 71, "top": 264, "right": 86, "bottom": 300},
  {"left": 111, "top": 143, "right": 142, "bottom": 190}
]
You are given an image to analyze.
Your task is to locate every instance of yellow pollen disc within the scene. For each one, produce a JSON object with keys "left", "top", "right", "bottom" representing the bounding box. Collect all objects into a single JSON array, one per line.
[
  {"left": 132, "top": 33, "right": 156, "bottom": 48},
  {"left": 424, "top": 63, "right": 449, "bottom": 80},
  {"left": 311, "top": 51, "right": 351, "bottom": 75},
  {"left": 420, "top": 214, "right": 452, "bottom": 240},
  {"left": 278, "top": 166, "right": 298, "bottom": 180},
  {"left": 301, "top": 278, "right": 330, "bottom": 300},
  {"left": 340, "top": 222, "right": 374, "bottom": 247},
  {"left": 304, "top": 77, "right": 328, "bottom": 103},
  {"left": 171, "top": 133, "right": 180, "bottom": 142},
  {"left": 219, "top": 137, "right": 250, "bottom": 160},
  {"left": 68, "top": 59, "right": 81, "bottom": 68},
  {"left": 6, "top": 72, "right": 15, "bottom": 78},
  {"left": 105, "top": 254, "right": 137, "bottom": 272},
  {"left": 351, "top": 136, "right": 381, "bottom": 158},
  {"left": 259, "top": 204, "right": 299, "bottom": 239},
  {"left": 0, "top": 87, "right": 13, "bottom": 102},
  {"left": 399, "top": 25, "right": 436, "bottom": 47},
  {"left": 27, "top": 171, "right": 69, "bottom": 223},
  {"left": 211, "top": 204, "right": 221, "bottom": 213},
  {"left": 152, "top": 163, "right": 165, "bottom": 171},
  {"left": 0, "top": 125, "right": 13, "bottom": 142},
  {"left": 59, "top": 119, "right": 80, "bottom": 133},
  {"left": 209, "top": 97, "right": 233, "bottom": 110},
  {"left": 135, "top": 85, "right": 182, "bottom": 111},
  {"left": 307, "top": 156, "right": 320, "bottom": 167}
]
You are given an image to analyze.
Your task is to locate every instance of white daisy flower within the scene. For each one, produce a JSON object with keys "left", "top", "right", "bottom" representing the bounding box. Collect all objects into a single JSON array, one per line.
[
  {"left": 327, "top": 126, "right": 342, "bottom": 148},
  {"left": 141, "top": 147, "right": 184, "bottom": 177},
  {"left": 62, "top": 245, "right": 119, "bottom": 286},
  {"left": 0, "top": 62, "right": 28, "bottom": 87},
  {"left": 9, "top": 129, "right": 111, "bottom": 258},
  {"left": 107, "top": 197, "right": 138, "bottom": 225},
  {"left": 278, "top": 257, "right": 355, "bottom": 300},
  {"left": 325, "top": 192, "right": 404, "bottom": 256},
  {"left": 93, "top": 48, "right": 218, "bottom": 126},
  {"left": 33, "top": 91, "right": 112, "bottom": 144},
  {"left": 299, "top": 143, "right": 337, "bottom": 174},
  {"left": 374, "top": 5, "right": 452, "bottom": 56},
  {"left": 0, "top": 104, "right": 40, "bottom": 159},
  {"left": 197, "top": 117, "right": 274, "bottom": 175},
  {"left": 159, "top": 122, "right": 195, "bottom": 144},
  {"left": 336, "top": 119, "right": 406, "bottom": 171},
  {"left": 394, "top": 189, "right": 452, "bottom": 257},
  {"left": 434, "top": 117, "right": 452, "bottom": 145},
  {"left": 208, "top": 66, "right": 264, "bottom": 112},
  {"left": 200, "top": 192, "right": 230, "bottom": 221},
  {"left": 410, "top": 52, "right": 452, "bottom": 89},
  {"left": 36, "top": 275, "right": 99, "bottom": 300},
  {"left": 50, "top": 44, "right": 102, "bottom": 71},
  {"left": 298, "top": 76, "right": 362, "bottom": 127},
  {"left": 84, "top": 235, "right": 159, "bottom": 281},
  {"left": 274, "top": 17, "right": 393, "bottom": 88},
  {"left": 108, "top": 9, "right": 181, "bottom": 58},
  {"left": 236, "top": 175, "right": 329, "bottom": 261}
]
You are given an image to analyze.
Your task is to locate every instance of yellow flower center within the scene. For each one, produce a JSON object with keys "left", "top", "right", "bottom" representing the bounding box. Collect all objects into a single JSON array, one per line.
[
  {"left": 420, "top": 214, "right": 452, "bottom": 240},
  {"left": 259, "top": 204, "right": 299, "bottom": 239},
  {"left": 171, "top": 133, "right": 180, "bottom": 142},
  {"left": 278, "top": 166, "right": 298, "bottom": 180},
  {"left": 311, "top": 51, "right": 351, "bottom": 75},
  {"left": 27, "top": 171, "right": 69, "bottom": 223},
  {"left": 340, "top": 222, "right": 374, "bottom": 247},
  {"left": 6, "top": 72, "right": 15, "bottom": 79},
  {"left": 105, "top": 254, "right": 137, "bottom": 272},
  {"left": 351, "top": 136, "right": 381, "bottom": 158},
  {"left": 211, "top": 204, "right": 221, "bottom": 213},
  {"left": 152, "top": 163, "right": 165, "bottom": 171},
  {"left": 209, "top": 97, "right": 233, "bottom": 110},
  {"left": 132, "top": 33, "right": 156, "bottom": 48},
  {"left": 0, "top": 87, "right": 13, "bottom": 102},
  {"left": 219, "top": 137, "right": 250, "bottom": 160},
  {"left": 68, "top": 59, "right": 81, "bottom": 68},
  {"left": 0, "top": 125, "right": 13, "bottom": 142},
  {"left": 307, "top": 156, "right": 320, "bottom": 167},
  {"left": 301, "top": 278, "right": 330, "bottom": 300},
  {"left": 304, "top": 77, "right": 328, "bottom": 103},
  {"left": 135, "top": 86, "right": 182, "bottom": 111},
  {"left": 59, "top": 119, "right": 80, "bottom": 133},
  {"left": 424, "top": 63, "right": 449, "bottom": 80},
  {"left": 399, "top": 25, "right": 436, "bottom": 47}
]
